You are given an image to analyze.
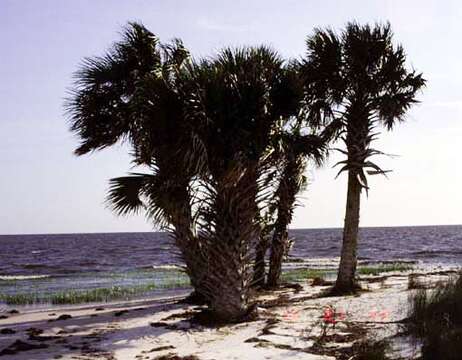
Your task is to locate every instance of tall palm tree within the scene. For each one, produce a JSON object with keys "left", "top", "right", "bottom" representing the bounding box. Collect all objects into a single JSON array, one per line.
[
  {"left": 66, "top": 23, "right": 207, "bottom": 299},
  {"left": 302, "top": 22, "right": 425, "bottom": 293}
]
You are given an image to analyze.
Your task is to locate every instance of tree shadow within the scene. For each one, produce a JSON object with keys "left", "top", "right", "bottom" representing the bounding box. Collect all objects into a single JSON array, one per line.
[{"left": 0, "top": 297, "right": 203, "bottom": 359}]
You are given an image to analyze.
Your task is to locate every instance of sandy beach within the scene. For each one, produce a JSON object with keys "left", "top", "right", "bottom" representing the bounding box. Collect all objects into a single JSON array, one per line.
[{"left": 0, "top": 265, "right": 459, "bottom": 360}]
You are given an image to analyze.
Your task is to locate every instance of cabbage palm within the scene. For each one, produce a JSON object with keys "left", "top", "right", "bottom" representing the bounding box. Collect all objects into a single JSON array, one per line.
[
  {"left": 187, "top": 48, "right": 302, "bottom": 320},
  {"left": 67, "top": 23, "right": 305, "bottom": 320},
  {"left": 254, "top": 65, "right": 337, "bottom": 289},
  {"left": 302, "top": 22, "right": 425, "bottom": 293},
  {"left": 66, "top": 23, "right": 207, "bottom": 298},
  {"left": 267, "top": 129, "right": 327, "bottom": 287}
]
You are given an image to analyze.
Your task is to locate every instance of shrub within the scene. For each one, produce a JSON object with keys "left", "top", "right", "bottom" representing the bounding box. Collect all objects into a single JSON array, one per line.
[
  {"left": 408, "top": 273, "right": 462, "bottom": 359},
  {"left": 351, "top": 339, "right": 390, "bottom": 360}
]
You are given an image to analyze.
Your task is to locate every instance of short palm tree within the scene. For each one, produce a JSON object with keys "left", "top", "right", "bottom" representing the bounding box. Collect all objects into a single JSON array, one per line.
[
  {"left": 253, "top": 64, "right": 338, "bottom": 289},
  {"left": 187, "top": 47, "right": 303, "bottom": 320},
  {"left": 302, "top": 22, "right": 425, "bottom": 293},
  {"left": 66, "top": 23, "right": 207, "bottom": 298},
  {"left": 266, "top": 128, "right": 327, "bottom": 287}
]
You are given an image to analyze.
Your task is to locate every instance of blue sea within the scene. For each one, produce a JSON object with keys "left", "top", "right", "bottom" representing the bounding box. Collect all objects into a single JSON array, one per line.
[{"left": 0, "top": 225, "right": 461, "bottom": 305}]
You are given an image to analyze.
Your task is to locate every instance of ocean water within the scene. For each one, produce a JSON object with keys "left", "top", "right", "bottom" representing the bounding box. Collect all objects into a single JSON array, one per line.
[{"left": 0, "top": 225, "right": 461, "bottom": 303}]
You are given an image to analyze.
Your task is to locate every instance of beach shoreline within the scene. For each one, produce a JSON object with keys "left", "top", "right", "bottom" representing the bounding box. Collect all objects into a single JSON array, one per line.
[{"left": 0, "top": 265, "right": 459, "bottom": 359}]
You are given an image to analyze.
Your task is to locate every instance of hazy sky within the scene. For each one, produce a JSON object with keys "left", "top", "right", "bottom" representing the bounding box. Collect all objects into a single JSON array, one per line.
[{"left": 1, "top": 0, "right": 461, "bottom": 234}]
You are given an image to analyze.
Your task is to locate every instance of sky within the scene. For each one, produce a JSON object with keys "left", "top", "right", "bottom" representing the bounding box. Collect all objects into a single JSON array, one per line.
[{"left": 0, "top": 0, "right": 461, "bottom": 234}]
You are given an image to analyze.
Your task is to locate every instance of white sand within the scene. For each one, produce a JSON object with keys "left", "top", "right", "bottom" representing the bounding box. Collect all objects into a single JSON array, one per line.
[{"left": 0, "top": 266, "right": 459, "bottom": 360}]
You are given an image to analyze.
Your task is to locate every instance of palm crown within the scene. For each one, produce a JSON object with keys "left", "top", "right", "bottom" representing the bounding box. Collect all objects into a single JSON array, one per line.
[
  {"left": 67, "top": 22, "right": 191, "bottom": 166},
  {"left": 67, "top": 23, "right": 199, "bottom": 227},
  {"left": 302, "top": 22, "right": 425, "bottom": 188}
]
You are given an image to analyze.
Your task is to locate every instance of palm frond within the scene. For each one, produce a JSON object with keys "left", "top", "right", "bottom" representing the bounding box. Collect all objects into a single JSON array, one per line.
[
  {"left": 66, "top": 23, "right": 162, "bottom": 155},
  {"left": 106, "top": 173, "right": 153, "bottom": 216}
]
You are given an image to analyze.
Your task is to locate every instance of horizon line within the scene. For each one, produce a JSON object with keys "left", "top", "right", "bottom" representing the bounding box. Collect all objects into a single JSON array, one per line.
[{"left": 1, "top": 223, "right": 461, "bottom": 237}]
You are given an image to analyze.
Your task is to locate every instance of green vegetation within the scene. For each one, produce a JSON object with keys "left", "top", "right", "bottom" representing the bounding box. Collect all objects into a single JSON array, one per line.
[
  {"left": 281, "top": 268, "right": 328, "bottom": 282},
  {"left": 408, "top": 273, "right": 462, "bottom": 359},
  {"left": 357, "top": 263, "right": 413, "bottom": 276},
  {"left": 0, "top": 279, "right": 191, "bottom": 306},
  {"left": 281, "top": 262, "right": 413, "bottom": 283}
]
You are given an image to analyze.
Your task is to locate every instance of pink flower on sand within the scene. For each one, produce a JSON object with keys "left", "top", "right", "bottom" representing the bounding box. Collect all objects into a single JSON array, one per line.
[
  {"left": 322, "top": 306, "right": 347, "bottom": 325},
  {"left": 283, "top": 308, "right": 300, "bottom": 321},
  {"left": 369, "top": 309, "right": 390, "bottom": 321},
  {"left": 323, "top": 306, "right": 336, "bottom": 324},
  {"left": 369, "top": 310, "right": 378, "bottom": 319}
]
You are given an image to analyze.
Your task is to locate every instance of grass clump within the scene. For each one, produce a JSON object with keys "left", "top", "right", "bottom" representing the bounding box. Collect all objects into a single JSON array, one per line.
[
  {"left": 0, "top": 278, "right": 191, "bottom": 305},
  {"left": 408, "top": 273, "right": 462, "bottom": 360},
  {"left": 357, "top": 262, "right": 413, "bottom": 276},
  {"left": 50, "top": 285, "right": 157, "bottom": 305},
  {"left": 281, "top": 268, "right": 327, "bottom": 282},
  {"left": 0, "top": 293, "right": 42, "bottom": 305},
  {"left": 281, "top": 262, "right": 413, "bottom": 283}
]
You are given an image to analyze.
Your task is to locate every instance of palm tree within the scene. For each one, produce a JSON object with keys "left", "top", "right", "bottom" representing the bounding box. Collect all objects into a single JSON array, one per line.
[
  {"left": 187, "top": 47, "right": 303, "bottom": 320},
  {"left": 266, "top": 128, "right": 327, "bottom": 287},
  {"left": 301, "top": 22, "right": 425, "bottom": 293},
  {"left": 68, "top": 27, "right": 305, "bottom": 319},
  {"left": 66, "top": 23, "right": 207, "bottom": 299},
  {"left": 252, "top": 64, "right": 337, "bottom": 289}
]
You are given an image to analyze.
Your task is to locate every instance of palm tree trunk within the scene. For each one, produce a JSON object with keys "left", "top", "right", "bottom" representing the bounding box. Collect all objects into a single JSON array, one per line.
[
  {"left": 174, "top": 226, "right": 206, "bottom": 301},
  {"left": 170, "top": 184, "right": 207, "bottom": 303},
  {"left": 207, "top": 244, "right": 251, "bottom": 320},
  {"left": 267, "top": 220, "right": 289, "bottom": 287},
  {"left": 335, "top": 169, "right": 361, "bottom": 293},
  {"left": 267, "top": 158, "right": 299, "bottom": 288},
  {"left": 252, "top": 233, "right": 269, "bottom": 287},
  {"left": 205, "top": 166, "right": 259, "bottom": 321}
]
